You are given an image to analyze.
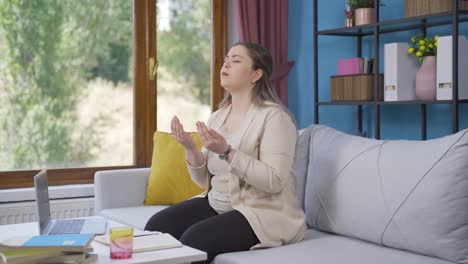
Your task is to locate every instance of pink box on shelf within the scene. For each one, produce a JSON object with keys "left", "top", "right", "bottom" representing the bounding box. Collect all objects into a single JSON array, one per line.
[{"left": 337, "top": 58, "right": 362, "bottom": 75}]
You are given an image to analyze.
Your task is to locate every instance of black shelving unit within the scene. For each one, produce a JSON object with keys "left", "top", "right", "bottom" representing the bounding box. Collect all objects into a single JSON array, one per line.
[{"left": 313, "top": 0, "right": 467, "bottom": 140}]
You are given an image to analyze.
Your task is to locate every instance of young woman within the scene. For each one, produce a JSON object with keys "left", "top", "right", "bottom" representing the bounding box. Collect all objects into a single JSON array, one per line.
[{"left": 145, "top": 42, "right": 306, "bottom": 263}]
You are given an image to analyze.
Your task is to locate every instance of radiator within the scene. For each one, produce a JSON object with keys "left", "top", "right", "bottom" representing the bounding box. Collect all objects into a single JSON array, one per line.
[{"left": 0, "top": 198, "right": 95, "bottom": 225}]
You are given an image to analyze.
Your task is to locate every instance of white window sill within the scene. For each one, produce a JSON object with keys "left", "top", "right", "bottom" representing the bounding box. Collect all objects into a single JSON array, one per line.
[{"left": 0, "top": 184, "right": 94, "bottom": 203}]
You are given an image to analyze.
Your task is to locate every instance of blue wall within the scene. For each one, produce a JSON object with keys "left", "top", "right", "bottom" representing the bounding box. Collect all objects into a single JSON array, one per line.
[{"left": 288, "top": 0, "right": 468, "bottom": 139}]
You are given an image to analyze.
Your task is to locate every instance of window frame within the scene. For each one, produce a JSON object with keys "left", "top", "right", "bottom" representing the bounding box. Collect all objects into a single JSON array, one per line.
[
  {"left": 0, "top": 0, "right": 228, "bottom": 189},
  {"left": 211, "top": 0, "right": 229, "bottom": 112}
]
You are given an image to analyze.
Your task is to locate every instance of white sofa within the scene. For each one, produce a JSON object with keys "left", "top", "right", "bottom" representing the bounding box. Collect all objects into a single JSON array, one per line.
[{"left": 95, "top": 125, "right": 468, "bottom": 264}]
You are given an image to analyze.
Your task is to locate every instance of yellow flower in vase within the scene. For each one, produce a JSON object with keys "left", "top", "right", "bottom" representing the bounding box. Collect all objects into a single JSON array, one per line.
[
  {"left": 409, "top": 34, "right": 439, "bottom": 101},
  {"left": 408, "top": 33, "right": 438, "bottom": 63}
]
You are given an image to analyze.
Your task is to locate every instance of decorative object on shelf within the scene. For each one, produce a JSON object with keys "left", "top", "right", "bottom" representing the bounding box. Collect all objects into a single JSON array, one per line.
[
  {"left": 404, "top": 0, "right": 430, "bottom": 17},
  {"left": 405, "top": 0, "right": 468, "bottom": 18},
  {"left": 415, "top": 56, "right": 437, "bottom": 101},
  {"left": 345, "top": 2, "right": 354, "bottom": 27},
  {"left": 408, "top": 34, "right": 438, "bottom": 100},
  {"left": 337, "top": 57, "right": 374, "bottom": 75},
  {"left": 347, "top": 0, "right": 383, "bottom": 26},
  {"left": 338, "top": 57, "right": 362, "bottom": 75},
  {"left": 408, "top": 34, "right": 438, "bottom": 63},
  {"left": 330, "top": 74, "right": 384, "bottom": 101},
  {"left": 384, "top": 43, "right": 419, "bottom": 101},
  {"left": 436, "top": 35, "right": 468, "bottom": 100},
  {"left": 355, "top": 8, "right": 374, "bottom": 26}
]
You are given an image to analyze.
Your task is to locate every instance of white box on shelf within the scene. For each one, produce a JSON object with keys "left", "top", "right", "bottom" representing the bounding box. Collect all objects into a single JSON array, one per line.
[
  {"left": 436, "top": 35, "right": 468, "bottom": 100},
  {"left": 384, "top": 43, "right": 419, "bottom": 101}
]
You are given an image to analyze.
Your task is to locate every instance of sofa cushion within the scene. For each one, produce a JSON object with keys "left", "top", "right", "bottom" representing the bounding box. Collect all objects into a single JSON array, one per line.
[
  {"left": 99, "top": 205, "right": 168, "bottom": 230},
  {"left": 213, "top": 228, "right": 453, "bottom": 264},
  {"left": 304, "top": 125, "right": 468, "bottom": 263},
  {"left": 293, "top": 128, "right": 312, "bottom": 211}
]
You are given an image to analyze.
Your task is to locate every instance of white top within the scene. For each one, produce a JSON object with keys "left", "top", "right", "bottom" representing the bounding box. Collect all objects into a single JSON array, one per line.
[{"left": 207, "top": 125, "right": 243, "bottom": 214}]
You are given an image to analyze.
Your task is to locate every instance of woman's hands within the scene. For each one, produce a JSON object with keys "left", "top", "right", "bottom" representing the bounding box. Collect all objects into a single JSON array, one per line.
[
  {"left": 171, "top": 116, "right": 197, "bottom": 152},
  {"left": 171, "top": 116, "right": 230, "bottom": 156},
  {"left": 196, "top": 121, "right": 229, "bottom": 154}
]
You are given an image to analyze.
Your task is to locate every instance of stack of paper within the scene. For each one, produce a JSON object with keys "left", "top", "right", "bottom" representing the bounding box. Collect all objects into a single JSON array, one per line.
[{"left": 0, "top": 234, "right": 96, "bottom": 264}]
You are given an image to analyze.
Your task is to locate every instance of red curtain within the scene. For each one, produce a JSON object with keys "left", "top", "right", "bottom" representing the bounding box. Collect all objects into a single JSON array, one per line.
[{"left": 234, "top": 0, "right": 294, "bottom": 106}]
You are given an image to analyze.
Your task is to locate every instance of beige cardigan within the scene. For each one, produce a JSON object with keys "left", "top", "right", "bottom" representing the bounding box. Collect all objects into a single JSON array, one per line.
[{"left": 187, "top": 102, "right": 307, "bottom": 249}]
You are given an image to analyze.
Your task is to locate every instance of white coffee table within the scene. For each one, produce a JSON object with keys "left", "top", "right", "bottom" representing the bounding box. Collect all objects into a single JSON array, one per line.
[{"left": 0, "top": 219, "right": 207, "bottom": 264}]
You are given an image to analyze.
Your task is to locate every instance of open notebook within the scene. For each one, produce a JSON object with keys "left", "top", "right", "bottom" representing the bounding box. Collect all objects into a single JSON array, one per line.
[{"left": 94, "top": 233, "right": 182, "bottom": 253}]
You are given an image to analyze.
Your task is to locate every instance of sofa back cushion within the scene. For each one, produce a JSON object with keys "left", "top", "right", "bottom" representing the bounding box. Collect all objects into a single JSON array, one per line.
[
  {"left": 304, "top": 125, "right": 468, "bottom": 263},
  {"left": 292, "top": 127, "right": 312, "bottom": 211},
  {"left": 145, "top": 132, "right": 204, "bottom": 205}
]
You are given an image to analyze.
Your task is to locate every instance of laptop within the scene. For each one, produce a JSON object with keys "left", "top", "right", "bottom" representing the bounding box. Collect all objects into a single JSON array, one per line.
[{"left": 34, "top": 170, "right": 107, "bottom": 235}]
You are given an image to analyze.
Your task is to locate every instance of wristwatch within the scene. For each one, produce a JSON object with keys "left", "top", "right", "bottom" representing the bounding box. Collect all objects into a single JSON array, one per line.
[{"left": 219, "top": 144, "right": 232, "bottom": 160}]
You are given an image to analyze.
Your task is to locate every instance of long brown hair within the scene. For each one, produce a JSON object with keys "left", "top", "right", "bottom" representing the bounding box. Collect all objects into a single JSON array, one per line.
[{"left": 218, "top": 42, "right": 296, "bottom": 126}]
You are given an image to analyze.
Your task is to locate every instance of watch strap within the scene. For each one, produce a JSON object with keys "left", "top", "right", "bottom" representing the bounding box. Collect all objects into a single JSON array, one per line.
[{"left": 219, "top": 144, "right": 232, "bottom": 160}]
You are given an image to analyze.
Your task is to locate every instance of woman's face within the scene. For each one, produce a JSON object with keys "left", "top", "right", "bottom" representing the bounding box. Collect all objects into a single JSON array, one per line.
[{"left": 220, "top": 45, "right": 261, "bottom": 93}]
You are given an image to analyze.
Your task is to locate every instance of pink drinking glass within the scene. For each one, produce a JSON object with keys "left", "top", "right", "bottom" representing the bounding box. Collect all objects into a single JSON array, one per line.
[{"left": 110, "top": 226, "right": 133, "bottom": 259}]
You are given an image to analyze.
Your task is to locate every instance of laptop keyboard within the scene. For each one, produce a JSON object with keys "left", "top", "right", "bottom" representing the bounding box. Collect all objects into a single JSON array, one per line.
[{"left": 49, "top": 219, "right": 85, "bottom": 234}]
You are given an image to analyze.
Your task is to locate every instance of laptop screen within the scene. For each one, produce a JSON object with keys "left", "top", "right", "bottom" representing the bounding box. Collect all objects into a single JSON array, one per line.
[{"left": 33, "top": 170, "right": 51, "bottom": 235}]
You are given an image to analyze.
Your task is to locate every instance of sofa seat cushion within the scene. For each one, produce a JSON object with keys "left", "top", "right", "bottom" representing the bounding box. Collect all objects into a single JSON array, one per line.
[
  {"left": 213, "top": 229, "right": 453, "bottom": 264},
  {"left": 99, "top": 205, "right": 168, "bottom": 230}
]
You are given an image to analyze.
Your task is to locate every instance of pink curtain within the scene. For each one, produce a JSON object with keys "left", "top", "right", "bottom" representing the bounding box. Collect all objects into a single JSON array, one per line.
[{"left": 234, "top": 0, "right": 294, "bottom": 106}]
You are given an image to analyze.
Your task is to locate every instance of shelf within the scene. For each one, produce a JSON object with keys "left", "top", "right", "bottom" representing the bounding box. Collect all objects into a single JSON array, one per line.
[
  {"left": 318, "top": 99, "right": 468, "bottom": 106},
  {"left": 317, "top": 24, "right": 374, "bottom": 37},
  {"left": 313, "top": 0, "right": 466, "bottom": 137},
  {"left": 318, "top": 101, "right": 375, "bottom": 105},
  {"left": 317, "top": 11, "right": 468, "bottom": 37},
  {"left": 379, "top": 99, "right": 468, "bottom": 105}
]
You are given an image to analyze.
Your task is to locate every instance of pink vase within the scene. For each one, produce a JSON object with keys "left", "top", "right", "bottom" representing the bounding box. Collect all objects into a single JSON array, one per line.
[{"left": 415, "top": 56, "right": 437, "bottom": 101}]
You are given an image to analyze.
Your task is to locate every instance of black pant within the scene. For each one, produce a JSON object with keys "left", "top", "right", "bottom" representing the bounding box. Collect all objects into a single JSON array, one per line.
[{"left": 144, "top": 197, "right": 260, "bottom": 264}]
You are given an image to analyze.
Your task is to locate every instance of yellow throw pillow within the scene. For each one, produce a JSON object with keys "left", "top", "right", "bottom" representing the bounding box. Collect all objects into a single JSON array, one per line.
[{"left": 144, "top": 131, "right": 205, "bottom": 205}]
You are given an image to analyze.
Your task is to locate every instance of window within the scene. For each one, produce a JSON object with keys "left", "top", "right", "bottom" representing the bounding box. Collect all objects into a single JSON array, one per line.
[
  {"left": 0, "top": 0, "right": 227, "bottom": 189},
  {"left": 0, "top": 0, "right": 134, "bottom": 171},
  {"left": 156, "top": 0, "right": 211, "bottom": 132}
]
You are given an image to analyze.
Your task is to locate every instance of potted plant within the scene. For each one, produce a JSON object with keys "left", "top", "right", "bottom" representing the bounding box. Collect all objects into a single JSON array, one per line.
[
  {"left": 407, "top": 34, "right": 439, "bottom": 101},
  {"left": 347, "top": 0, "right": 383, "bottom": 26}
]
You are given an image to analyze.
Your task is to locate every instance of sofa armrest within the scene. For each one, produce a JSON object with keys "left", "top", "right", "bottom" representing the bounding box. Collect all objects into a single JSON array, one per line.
[{"left": 94, "top": 168, "right": 151, "bottom": 214}]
